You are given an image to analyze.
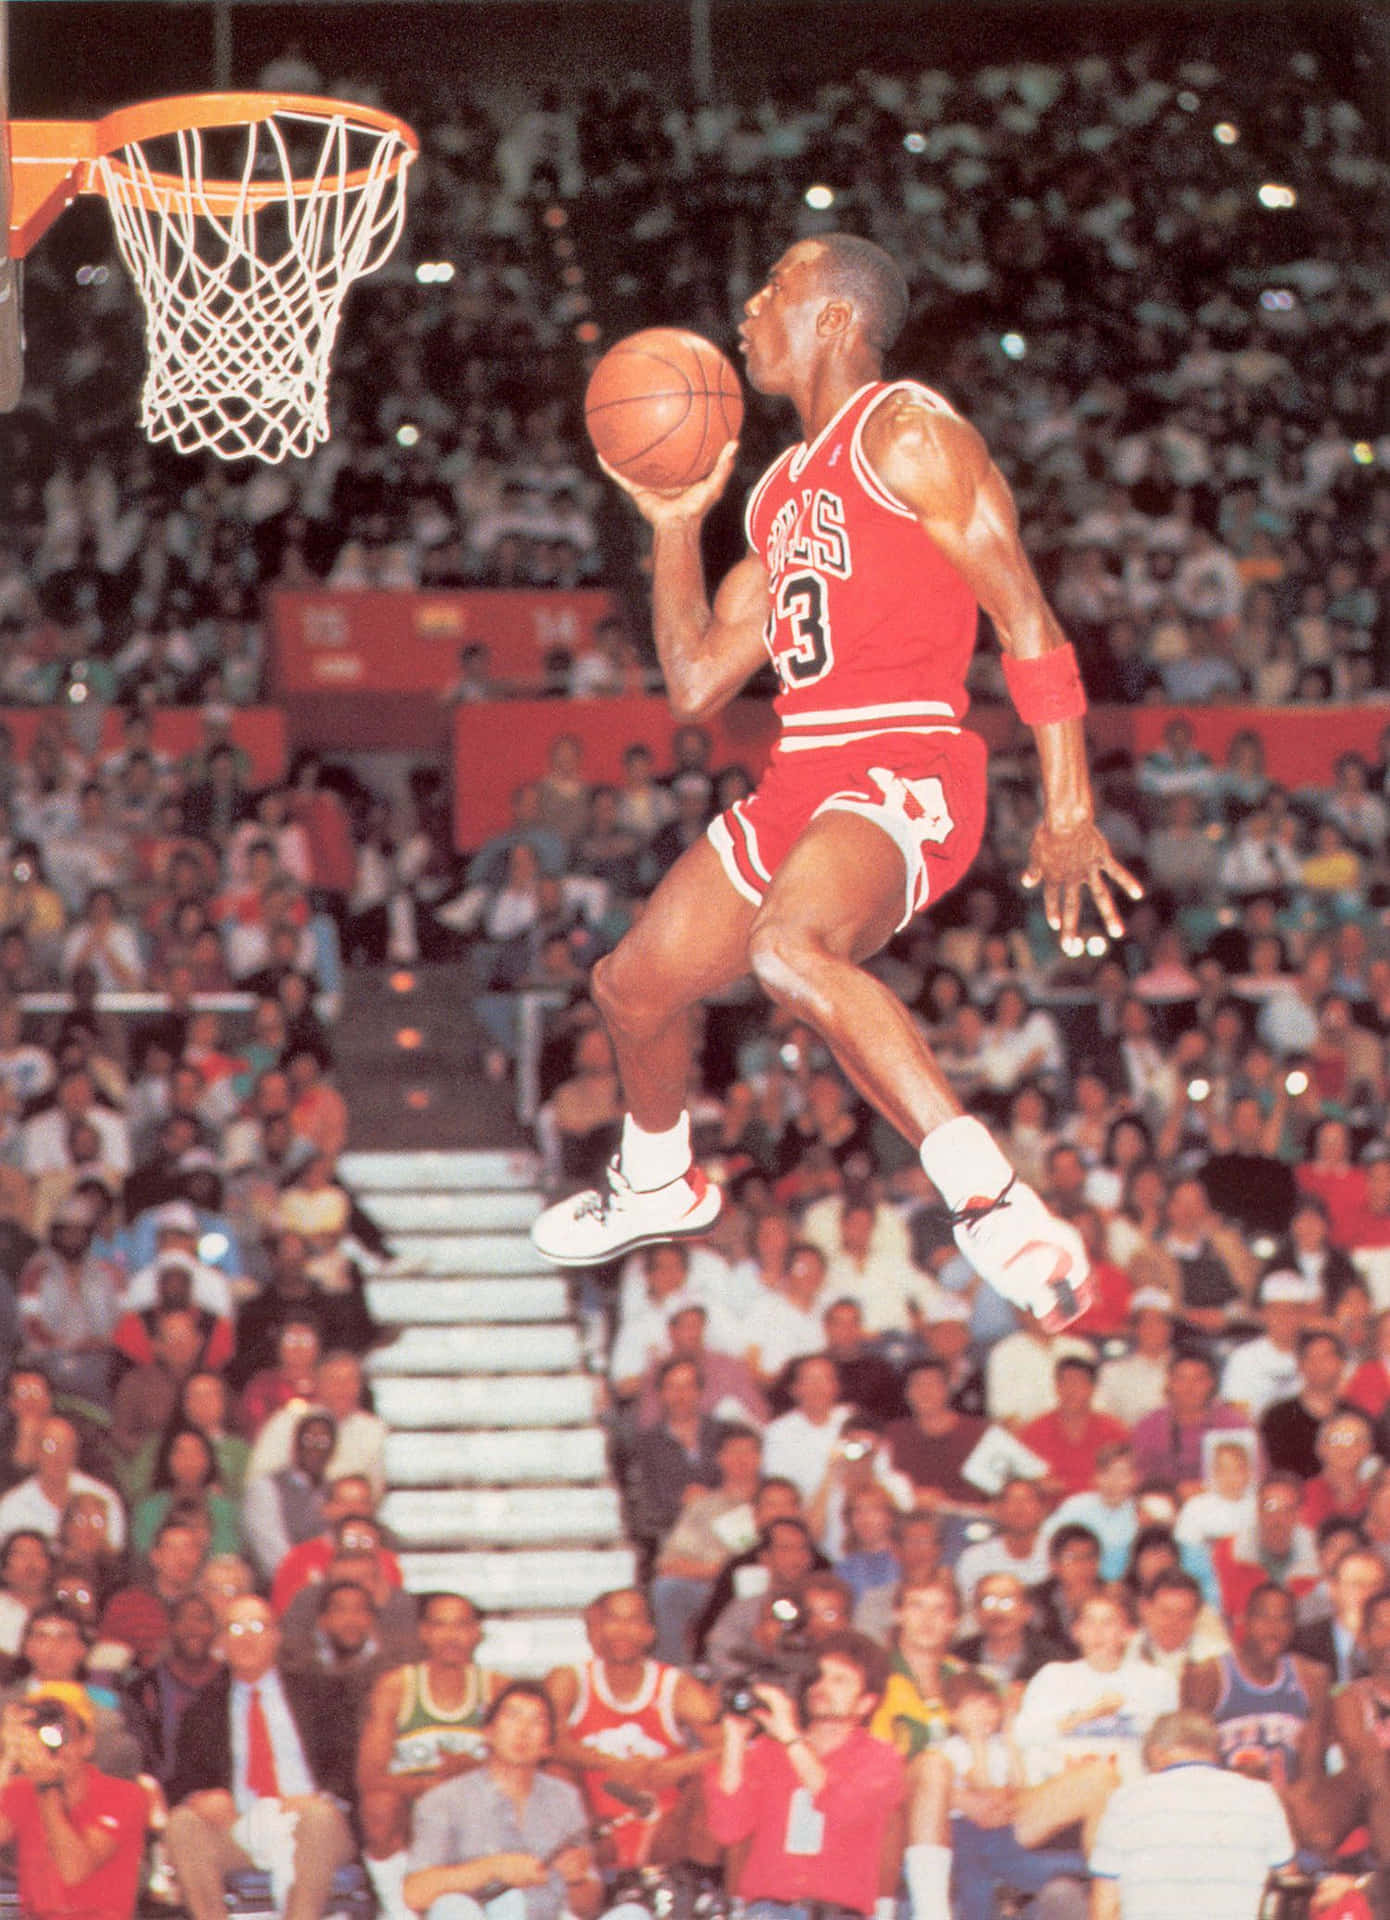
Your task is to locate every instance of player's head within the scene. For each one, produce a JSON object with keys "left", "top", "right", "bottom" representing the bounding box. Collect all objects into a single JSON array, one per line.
[
  {"left": 740, "top": 234, "right": 908, "bottom": 392},
  {"left": 812, "top": 233, "right": 910, "bottom": 351}
]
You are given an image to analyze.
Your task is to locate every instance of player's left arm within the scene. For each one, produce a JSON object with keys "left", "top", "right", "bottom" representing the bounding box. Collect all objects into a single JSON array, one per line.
[{"left": 861, "top": 394, "right": 1143, "bottom": 943}]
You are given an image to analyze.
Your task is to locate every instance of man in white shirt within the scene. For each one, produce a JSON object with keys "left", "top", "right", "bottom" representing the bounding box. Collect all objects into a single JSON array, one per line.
[
  {"left": 1089, "top": 1708, "right": 1292, "bottom": 1920},
  {"left": 0, "top": 1416, "right": 126, "bottom": 1550},
  {"left": 610, "top": 1242, "right": 726, "bottom": 1396},
  {"left": 985, "top": 1314, "right": 1095, "bottom": 1427},
  {"left": 955, "top": 1476, "right": 1054, "bottom": 1605},
  {"left": 1094, "top": 1287, "right": 1175, "bottom": 1425},
  {"left": 122, "top": 1201, "right": 235, "bottom": 1321},
  {"left": 800, "top": 1189, "right": 919, "bottom": 1334},
  {"left": 760, "top": 1354, "right": 851, "bottom": 1505},
  {"left": 20, "top": 1065, "right": 130, "bottom": 1178},
  {"left": 1014, "top": 1590, "right": 1176, "bottom": 1786},
  {"left": 1221, "top": 1271, "right": 1319, "bottom": 1422},
  {"left": 742, "top": 1242, "right": 829, "bottom": 1386}
]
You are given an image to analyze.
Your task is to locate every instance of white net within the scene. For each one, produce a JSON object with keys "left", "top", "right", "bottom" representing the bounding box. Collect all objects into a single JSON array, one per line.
[{"left": 96, "top": 102, "right": 414, "bottom": 464}]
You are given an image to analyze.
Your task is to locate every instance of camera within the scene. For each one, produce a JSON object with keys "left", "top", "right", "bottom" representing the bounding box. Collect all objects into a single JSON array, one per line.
[
  {"left": 841, "top": 1439, "right": 871, "bottom": 1463},
  {"left": 719, "top": 1597, "right": 817, "bottom": 1717},
  {"left": 27, "top": 1702, "right": 68, "bottom": 1752},
  {"left": 10, "top": 862, "right": 31, "bottom": 886}
]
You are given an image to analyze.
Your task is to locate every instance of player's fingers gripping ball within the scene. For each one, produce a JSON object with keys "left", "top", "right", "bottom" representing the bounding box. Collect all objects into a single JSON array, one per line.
[{"left": 584, "top": 328, "right": 743, "bottom": 491}]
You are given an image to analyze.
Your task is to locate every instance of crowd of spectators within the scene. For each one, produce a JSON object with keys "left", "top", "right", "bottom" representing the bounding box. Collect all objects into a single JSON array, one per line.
[
  {"left": 0, "top": 9, "right": 1388, "bottom": 1920},
  {"left": 2, "top": 23, "right": 1386, "bottom": 713}
]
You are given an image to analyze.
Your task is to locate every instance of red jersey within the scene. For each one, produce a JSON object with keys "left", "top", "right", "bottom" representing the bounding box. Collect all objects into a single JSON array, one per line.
[
  {"left": 744, "top": 380, "right": 978, "bottom": 745},
  {"left": 566, "top": 1657, "right": 684, "bottom": 1865}
]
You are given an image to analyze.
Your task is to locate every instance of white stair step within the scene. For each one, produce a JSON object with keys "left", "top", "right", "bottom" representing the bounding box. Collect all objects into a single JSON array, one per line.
[
  {"left": 387, "top": 1232, "right": 546, "bottom": 1275},
  {"left": 369, "top": 1191, "right": 540, "bottom": 1233},
  {"left": 471, "top": 1613, "right": 592, "bottom": 1678},
  {"left": 382, "top": 1485, "right": 623, "bottom": 1546},
  {"left": 367, "top": 1325, "right": 582, "bottom": 1374},
  {"left": 367, "top": 1276, "right": 567, "bottom": 1324},
  {"left": 341, "top": 1149, "right": 541, "bottom": 1191},
  {"left": 372, "top": 1375, "right": 599, "bottom": 1429},
  {"left": 397, "top": 1547, "right": 635, "bottom": 1611},
  {"left": 386, "top": 1426, "right": 607, "bottom": 1485}
]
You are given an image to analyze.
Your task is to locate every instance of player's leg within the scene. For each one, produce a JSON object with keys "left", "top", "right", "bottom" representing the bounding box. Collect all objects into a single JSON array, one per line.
[
  {"left": 591, "top": 834, "right": 756, "bottom": 1131},
  {"left": 745, "top": 807, "right": 1088, "bottom": 1326},
  {"left": 531, "top": 834, "right": 757, "bottom": 1264}
]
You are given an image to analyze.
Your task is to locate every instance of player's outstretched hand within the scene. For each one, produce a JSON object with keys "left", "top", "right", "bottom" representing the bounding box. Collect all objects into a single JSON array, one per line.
[
  {"left": 1022, "top": 817, "right": 1144, "bottom": 945},
  {"left": 597, "top": 438, "right": 739, "bottom": 526}
]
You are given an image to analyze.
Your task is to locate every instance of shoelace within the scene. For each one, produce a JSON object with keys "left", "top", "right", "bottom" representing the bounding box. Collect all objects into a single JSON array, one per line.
[
  {"left": 945, "top": 1174, "right": 1017, "bottom": 1232},
  {"left": 574, "top": 1161, "right": 631, "bottom": 1220}
]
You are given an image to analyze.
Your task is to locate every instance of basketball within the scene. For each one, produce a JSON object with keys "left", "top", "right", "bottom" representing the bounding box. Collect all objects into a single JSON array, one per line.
[{"left": 584, "top": 328, "right": 743, "bottom": 491}]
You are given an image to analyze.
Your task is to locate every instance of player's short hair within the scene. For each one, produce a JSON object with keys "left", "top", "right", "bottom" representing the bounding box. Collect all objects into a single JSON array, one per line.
[{"left": 814, "top": 233, "right": 910, "bottom": 353}]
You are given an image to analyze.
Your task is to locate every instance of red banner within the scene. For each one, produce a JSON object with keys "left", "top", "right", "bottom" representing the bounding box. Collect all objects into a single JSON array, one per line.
[{"left": 270, "top": 588, "right": 621, "bottom": 694}]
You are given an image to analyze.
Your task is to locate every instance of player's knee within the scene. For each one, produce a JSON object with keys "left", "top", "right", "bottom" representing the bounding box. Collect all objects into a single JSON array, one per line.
[
  {"left": 747, "top": 916, "right": 819, "bottom": 1012},
  {"left": 593, "top": 940, "right": 684, "bottom": 1038},
  {"left": 591, "top": 947, "right": 642, "bottom": 1032}
]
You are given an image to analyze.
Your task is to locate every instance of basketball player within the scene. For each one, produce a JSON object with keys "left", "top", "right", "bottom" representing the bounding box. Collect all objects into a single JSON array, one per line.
[
  {"left": 532, "top": 233, "right": 1140, "bottom": 1326},
  {"left": 1183, "top": 1582, "right": 1350, "bottom": 1852},
  {"left": 544, "top": 1586, "right": 719, "bottom": 1868},
  {"left": 355, "top": 1591, "right": 504, "bottom": 1919}
]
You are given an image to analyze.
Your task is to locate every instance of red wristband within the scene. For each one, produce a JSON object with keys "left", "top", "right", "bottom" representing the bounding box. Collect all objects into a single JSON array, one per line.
[{"left": 1001, "top": 643, "right": 1088, "bottom": 727}]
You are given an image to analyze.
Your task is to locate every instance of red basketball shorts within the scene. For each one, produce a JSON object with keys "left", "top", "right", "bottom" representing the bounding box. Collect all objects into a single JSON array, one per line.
[{"left": 706, "top": 725, "right": 989, "bottom": 930}]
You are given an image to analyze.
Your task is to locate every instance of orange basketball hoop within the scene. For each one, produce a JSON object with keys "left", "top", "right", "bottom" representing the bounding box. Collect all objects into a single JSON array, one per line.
[{"left": 8, "top": 92, "right": 418, "bottom": 463}]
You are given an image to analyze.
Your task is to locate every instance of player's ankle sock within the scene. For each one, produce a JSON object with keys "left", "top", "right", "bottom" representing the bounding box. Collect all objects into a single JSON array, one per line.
[
  {"left": 363, "top": 1852, "right": 411, "bottom": 1920},
  {"left": 919, "top": 1113, "right": 1016, "bottom": 1214},
  {"left": 620, "top": 1112, "right": 692, "bottom": 1191},
  {"left": 904, "top": 1842, "right": 953, "bottom": 1920}
]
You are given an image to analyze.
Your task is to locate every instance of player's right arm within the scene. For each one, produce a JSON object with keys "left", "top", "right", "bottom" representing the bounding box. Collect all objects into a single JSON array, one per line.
[{"left": 600, "top": 442, "right": 771, "bottom": 723}]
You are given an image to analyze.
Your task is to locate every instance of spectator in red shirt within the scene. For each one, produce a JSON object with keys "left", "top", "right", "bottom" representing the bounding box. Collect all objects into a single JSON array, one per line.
[
  {"left": 1019, "top": 1356, "right": 1131, "bottom": 1502},
  {"left": 1300, "top": 1407, "right": 1379, "bottom": 1530},
  {"left": 1064, "top": 1205, "right": 1133, "bottom": 1339},
  {"left": 235, "top": 1314, "right": 321, "bottom": 1440},
  {"left": 0, "top": 1682, "right": 148, "bottom": 1920},
  {"left": 704, "top": 1629, "right": 905, "bottom": 1920},
  {"left": 270, "top": 1496, "right": 404, "bottom": 1617},
  {"left": 1295, "top": 1115, "right": 1366, "bottom": 1247},
  {"left": 1345, "top": 1309, "right": 1390, "bottom": 1424}
]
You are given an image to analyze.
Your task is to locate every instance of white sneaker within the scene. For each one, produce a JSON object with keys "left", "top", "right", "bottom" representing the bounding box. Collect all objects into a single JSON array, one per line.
[
  {"left": 531, "top": 1159, "right": 722, "bottom": 1266},
  {"left": 950, "top": 1177, "right": 1092, "bottom": 1332}
]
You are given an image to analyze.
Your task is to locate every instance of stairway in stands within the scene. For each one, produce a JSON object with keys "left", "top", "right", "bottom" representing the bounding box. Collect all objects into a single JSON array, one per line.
[{"left": 341, "top": 1147, "right": 631, "bottom": 1676}]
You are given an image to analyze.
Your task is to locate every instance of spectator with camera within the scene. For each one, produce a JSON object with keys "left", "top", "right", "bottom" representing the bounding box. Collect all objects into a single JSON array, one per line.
[
  {"left": 0, "top": 1683, "right": 148, "bottom": 1920},
  {"left": 704, "top": 1628, "right": 906, "bottom": 1920}
]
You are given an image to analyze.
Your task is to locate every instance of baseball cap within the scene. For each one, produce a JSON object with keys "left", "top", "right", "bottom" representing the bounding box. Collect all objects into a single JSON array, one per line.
[
  {"left": 154, "top": 1201, "right": 199, "bottom": 1236},
  {"left": 1130, "top": 1287, "right": 1173, "bottom": 1315},
  {"left": 1259, "top": 1270, "right": 1320, "bottom": 1306},
  {"left": 28, "top": 1682, "right": 94, "bottom": 1731}
]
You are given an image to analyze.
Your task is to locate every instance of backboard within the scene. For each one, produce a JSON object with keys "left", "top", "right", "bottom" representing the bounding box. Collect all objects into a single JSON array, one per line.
[{"left": 0, "top": 0, "right": 21, "bottom": 412}]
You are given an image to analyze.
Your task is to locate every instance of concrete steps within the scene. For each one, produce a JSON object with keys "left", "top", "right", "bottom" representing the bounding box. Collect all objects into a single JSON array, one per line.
[
  {"left": 357, "top": 1149, "right": 623, "bottom": 1675},
  {"left": 371, "top": 1375, "right": 600, "bottom": 1429}
]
